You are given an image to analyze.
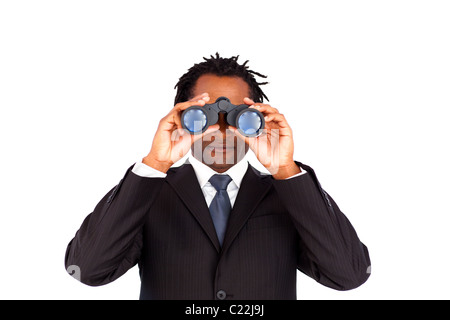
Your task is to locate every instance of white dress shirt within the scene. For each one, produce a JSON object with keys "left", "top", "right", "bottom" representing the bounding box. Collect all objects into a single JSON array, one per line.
[{"left": 132, "top": 153, "right": 307, "bottom": 208}]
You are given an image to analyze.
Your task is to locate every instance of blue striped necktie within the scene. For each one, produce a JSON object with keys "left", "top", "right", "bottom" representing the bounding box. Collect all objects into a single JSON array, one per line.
[{"left": 208, "top": 174, "right": 232, "bottom": 246}]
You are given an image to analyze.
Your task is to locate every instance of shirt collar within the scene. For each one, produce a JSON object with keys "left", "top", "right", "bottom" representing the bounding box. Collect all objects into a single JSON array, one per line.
[{"left": 188, "top": 152, "right": 249, "bottom": 189}]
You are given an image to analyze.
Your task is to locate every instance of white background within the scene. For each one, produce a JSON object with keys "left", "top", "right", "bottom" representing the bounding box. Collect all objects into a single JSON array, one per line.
[{"left": 1, "top": 0, "right": 449, "bottom": 300}]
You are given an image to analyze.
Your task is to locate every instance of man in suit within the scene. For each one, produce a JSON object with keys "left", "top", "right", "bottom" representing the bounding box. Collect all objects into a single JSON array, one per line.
[{"left": 65, "top": 54, "right": 371, "bottom": 300}]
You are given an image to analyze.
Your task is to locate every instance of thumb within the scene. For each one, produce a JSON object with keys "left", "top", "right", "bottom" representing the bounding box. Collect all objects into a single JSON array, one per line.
[{"left": 229, "top": 126, "right": 253, "bottom": 147}]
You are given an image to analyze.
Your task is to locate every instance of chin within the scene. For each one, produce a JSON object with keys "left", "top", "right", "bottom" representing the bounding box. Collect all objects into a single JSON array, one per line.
[
  {"left": 208, "top": 162, "right": 235, "bottom": 173},
  {"left": 204, "top": 152, "right": 239, "bottom": 172}
]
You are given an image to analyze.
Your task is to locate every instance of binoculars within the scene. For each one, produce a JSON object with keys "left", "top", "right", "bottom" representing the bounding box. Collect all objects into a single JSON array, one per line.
[{"left": 181, "top": 97, "right": 265, "bottom": 137}]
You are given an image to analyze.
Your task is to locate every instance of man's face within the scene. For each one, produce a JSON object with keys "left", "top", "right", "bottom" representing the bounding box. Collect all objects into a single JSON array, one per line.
[{"left": 190, "top": 74, "right": 250, "bottom": 173}]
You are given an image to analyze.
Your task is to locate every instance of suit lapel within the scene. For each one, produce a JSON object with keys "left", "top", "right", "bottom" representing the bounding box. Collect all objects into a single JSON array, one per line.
[
  {"left": 166, "top": 163, "right": 221, "bottom": 253},
  {"left": 221, "top": 164, "right": 273, "bottom": 253},
  {"left": 166, "top": 161, "right": 273, "bottom": 254}
]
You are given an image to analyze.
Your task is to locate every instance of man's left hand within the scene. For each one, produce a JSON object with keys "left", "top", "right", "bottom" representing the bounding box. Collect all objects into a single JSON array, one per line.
[{"left": 230, "top": 97, "right": 301, "bottom": 180}]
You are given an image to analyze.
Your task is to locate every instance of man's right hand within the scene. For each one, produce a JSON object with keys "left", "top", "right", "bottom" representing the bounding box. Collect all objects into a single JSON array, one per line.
[{"left": 142, "top": 93, "right": 219, "bottom": 173}]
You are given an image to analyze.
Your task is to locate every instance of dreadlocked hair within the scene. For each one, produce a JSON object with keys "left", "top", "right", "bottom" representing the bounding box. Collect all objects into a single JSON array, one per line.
[{"left": 174, "top": 53, "right": 269, "bottom": 105}]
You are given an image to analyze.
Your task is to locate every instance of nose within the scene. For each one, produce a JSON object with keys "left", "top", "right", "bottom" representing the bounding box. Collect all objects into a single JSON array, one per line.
[
  {"left": 214, "top": 113, "right": 236, "bottom": 144},
  {"left": 218, "top": 112, "right": 228, "bottom": 132}
]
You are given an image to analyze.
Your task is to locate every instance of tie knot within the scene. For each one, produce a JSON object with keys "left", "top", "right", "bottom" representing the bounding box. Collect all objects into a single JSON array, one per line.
[{"left": 209, "top": 174, "right": 232, "bottom": 191}]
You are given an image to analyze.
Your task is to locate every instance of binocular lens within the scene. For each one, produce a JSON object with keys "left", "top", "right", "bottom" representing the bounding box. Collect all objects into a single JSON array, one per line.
[
  {"left": 237, "top": 110, "right": 263, "bottom": 136},
  {"left": 183, "top": 108, "right": 207, "bottom": 133},
  {"left": 181, "top": 97, "right": 265, "bottom": 137}
]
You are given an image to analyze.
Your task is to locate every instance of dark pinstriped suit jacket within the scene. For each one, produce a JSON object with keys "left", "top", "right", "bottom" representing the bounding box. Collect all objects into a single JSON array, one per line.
[{"left": 65, "top": 161, "right": 370, "bottom": 300}]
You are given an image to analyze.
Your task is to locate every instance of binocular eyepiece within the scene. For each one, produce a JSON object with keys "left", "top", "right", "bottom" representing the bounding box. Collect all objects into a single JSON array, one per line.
[{"left": 181, "top": 97, "right": 265, "bottom": 137}]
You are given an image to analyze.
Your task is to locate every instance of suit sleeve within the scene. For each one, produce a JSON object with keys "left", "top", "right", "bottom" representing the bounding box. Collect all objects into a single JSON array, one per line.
[
  {"left": 272, "top": 162, "right": 371, "bottom": 290},
  {"left": 64, "top": 164, "right": 165, "bottom": 286}
]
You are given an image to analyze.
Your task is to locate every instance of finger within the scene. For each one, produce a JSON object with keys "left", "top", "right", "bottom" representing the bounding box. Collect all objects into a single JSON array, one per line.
[
  {"left": 174, "top": 128, "right": 189, "bottom": 139},
  {"left": 264, "top": 112, "right": 285, "bottom": 123},
  {"left": 163, "top": 97, "right": 211, "bottom": 132},
  {"left": 171, "top": 110, "right": 183, "bottom": 130},
  {"left": 159, "top": 97, "right": 210, "bottom": 132},
  {"left": 264, "top": 113, "right": 291, "bottom": 130},
  {"left": 188, "top": 92, "right": 210, "bottom": 102},
  {"left": 250, "top": 104, "right": 279, "bottom": 114},
  {"left": 160, "top": 102, "right": 198, "bottom": 131},
  {"left": 228, "top": 126, "right": 252, "bottom": 145},
  {"left": 158, "top": 112, "right": 180, "bottom": 132},
  {"left": 173, "top": 98, "right": 207, "bottom": 113},
  {"left": 243, "top": 97, "right": 255, "bottom": 105}
]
